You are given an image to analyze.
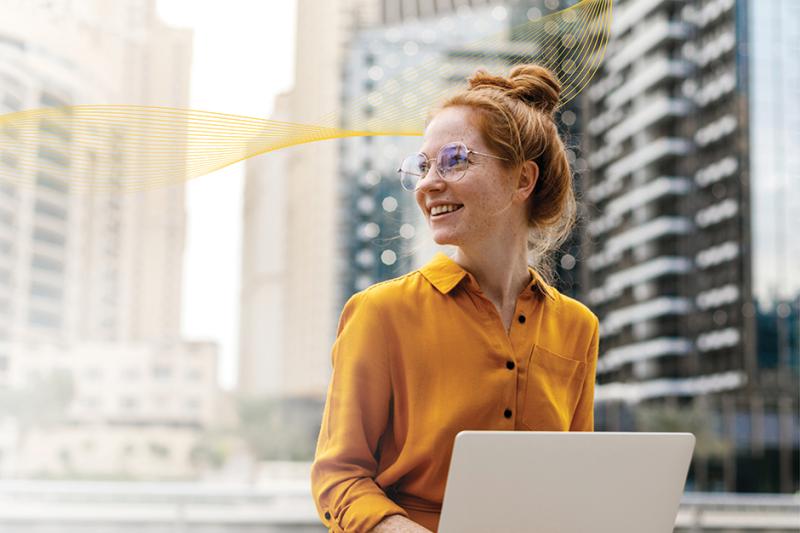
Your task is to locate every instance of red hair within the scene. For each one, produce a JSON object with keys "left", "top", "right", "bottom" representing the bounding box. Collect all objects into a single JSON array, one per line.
[{"left": 435, "top": 64, "right": 577, "bottom": 283}]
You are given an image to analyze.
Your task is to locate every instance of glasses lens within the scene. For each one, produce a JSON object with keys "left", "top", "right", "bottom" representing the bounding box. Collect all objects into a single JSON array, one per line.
[
  {"left": 399, "top": 153, "right": 427, "bottom": 191},
  {"left": 437, "top": 142, "right": 469, "bottom": 181}
]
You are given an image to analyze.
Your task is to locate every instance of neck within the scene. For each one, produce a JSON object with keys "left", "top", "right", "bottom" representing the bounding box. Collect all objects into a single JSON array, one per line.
[{"left": 453, "top": 227, "right": 531, "bottom": 308}]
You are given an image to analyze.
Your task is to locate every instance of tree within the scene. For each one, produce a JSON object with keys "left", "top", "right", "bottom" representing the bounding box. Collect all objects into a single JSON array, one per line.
[
  {"left": 237, "top": 395, "right": 324, "bottom": 461},
  {"left": 0, "top": 370, "right": 75, "bottom": 427},
  {"left": 635, "top": 400, "right": 732, "bottom": 461}
]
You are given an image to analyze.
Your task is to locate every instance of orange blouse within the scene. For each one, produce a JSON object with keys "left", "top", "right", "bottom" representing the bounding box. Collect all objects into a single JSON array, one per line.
[{"left": 311, "top": 252, "right": 599, "bottom": 532}]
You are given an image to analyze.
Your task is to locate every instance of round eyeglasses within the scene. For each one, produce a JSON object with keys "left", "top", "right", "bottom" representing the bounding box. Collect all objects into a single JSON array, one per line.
[{"left": 397, "top": 141, "right": 507, "bottom": 192}]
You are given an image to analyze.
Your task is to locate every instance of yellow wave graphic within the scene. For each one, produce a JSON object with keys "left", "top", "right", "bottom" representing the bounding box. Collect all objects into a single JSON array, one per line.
[{"left": 0, "top": 0, "right": 612, "bottom": 192}]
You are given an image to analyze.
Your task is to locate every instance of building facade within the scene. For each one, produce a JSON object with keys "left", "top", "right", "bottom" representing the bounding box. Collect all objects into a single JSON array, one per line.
[
  {"left": 239, "top": 0, "right": 385, "bottom": 400},
  {"left": 0, "top": 0, "right": 190, "bottom": 356},
  {"left": 0, "top": 0, "right": 223, "bottom": 480},
  {"left": 2, "top": 340, "right": 219, "bottom": 479},
  {"left": 581, "top": 0, "right": 798, "bottom": 492}
]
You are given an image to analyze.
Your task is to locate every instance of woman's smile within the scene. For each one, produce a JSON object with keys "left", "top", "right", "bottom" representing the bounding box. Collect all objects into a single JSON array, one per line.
[{"left": 430, "top": 204, "right": 464, "bottom": 219}]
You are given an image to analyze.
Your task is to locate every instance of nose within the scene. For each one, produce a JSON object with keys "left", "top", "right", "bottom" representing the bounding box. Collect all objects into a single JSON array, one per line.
[{"left": 415, "top": 165, "right": 446, "bottom": 193}]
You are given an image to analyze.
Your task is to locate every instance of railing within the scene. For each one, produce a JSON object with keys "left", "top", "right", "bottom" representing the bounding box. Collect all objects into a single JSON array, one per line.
[
  {"left": 675, "top": 493, "right": 800, "bottom": 532},
  {"left": 0, "top": 480, "right": 797, "bottom": 532}
]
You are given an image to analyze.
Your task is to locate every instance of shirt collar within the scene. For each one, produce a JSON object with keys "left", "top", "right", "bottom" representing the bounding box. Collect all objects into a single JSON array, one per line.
[{"left": 418, "top": 252, "right": 555, "bottom": 300}]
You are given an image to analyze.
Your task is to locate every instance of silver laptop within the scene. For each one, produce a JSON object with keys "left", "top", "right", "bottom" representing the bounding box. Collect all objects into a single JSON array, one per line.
[{"left": 438, "top": 431, "right": 695, "bottom": 533}]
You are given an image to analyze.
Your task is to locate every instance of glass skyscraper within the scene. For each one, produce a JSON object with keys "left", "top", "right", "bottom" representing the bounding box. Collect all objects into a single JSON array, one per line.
[{"left": 582, "top": 0, "right": 798, "bottom": 492}]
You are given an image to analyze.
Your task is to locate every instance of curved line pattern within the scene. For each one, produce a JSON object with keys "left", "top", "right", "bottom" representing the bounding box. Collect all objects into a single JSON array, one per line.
[{"left": 0, "top": 0, "right": 612, "bottom": 192}]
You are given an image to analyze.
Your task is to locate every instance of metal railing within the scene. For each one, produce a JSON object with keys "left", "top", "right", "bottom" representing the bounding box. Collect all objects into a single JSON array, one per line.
[{"left": 0, "top": 480, "right": 797, "bottom": 532}]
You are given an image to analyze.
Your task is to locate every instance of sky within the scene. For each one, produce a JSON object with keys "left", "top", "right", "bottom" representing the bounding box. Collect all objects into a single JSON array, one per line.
[{"left": 156, "top": 0, "right": 297, "bottom": 390}]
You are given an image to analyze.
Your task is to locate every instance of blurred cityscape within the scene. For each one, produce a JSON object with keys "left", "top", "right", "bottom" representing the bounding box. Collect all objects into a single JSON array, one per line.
[{"left": 0, "top": 0, "right": 797, "bottom": 532}]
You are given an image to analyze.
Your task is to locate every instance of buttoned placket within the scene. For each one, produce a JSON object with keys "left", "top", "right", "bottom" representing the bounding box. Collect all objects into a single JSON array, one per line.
[{"left": 461, "top": 275, "right": 540, "bottom": 428}]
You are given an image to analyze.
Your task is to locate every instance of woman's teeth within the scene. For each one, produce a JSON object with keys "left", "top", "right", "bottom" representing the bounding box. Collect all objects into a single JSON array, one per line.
[{"left": 431, "top": 204, "right": 463, "bottom": 216}]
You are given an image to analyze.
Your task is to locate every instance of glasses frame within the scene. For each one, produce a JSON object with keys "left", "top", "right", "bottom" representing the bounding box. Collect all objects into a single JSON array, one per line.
[{"left": 396, "top": 141, "right": 507, "bottom": 191}]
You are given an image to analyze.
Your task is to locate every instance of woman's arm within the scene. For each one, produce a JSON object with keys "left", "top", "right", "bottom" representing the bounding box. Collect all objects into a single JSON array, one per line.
[
  {"left": 371, "top": 514, "right": 434, "bottom": 533},
  {"left": 569, "top": 315, "right": 600, "bottom": 431},
  {"left": 310, "top": 291, "right": 411, "bottom": 532}
]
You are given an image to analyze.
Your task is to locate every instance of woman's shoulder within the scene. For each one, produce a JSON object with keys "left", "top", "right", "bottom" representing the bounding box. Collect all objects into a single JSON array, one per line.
[
  {"left": 536, "top": 284, "right": 598, "bottom": 359},
  {"left": 347, "top": 269, "right": 430, "bottom": 310},
  {"left": 540, "top": 282, "right": 599, "bottom": 331}
]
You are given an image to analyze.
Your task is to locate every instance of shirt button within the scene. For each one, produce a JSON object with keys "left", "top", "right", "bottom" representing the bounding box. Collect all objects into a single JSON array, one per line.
[
  {"left": 506, "top": 361, "right": 515, "bottom": 370},
  {"left": 504, "top": 408, "right": 512, "bottom": 418},
  {"left": 518, "top": 314, "right": 526, "bottom": 324},
  {"left": 325, "top": 511, "right": 331, "bottom": 520}
]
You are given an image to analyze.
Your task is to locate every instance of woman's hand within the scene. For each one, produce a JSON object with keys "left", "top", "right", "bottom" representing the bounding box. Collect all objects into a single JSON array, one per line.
[{"left": 370, "top": 514, "right": 434, "bottom": 532}]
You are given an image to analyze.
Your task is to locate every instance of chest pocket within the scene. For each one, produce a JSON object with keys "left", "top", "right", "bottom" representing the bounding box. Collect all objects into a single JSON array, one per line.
[{"left": 520, "top": 345, "right": 585, "bottom": 431}]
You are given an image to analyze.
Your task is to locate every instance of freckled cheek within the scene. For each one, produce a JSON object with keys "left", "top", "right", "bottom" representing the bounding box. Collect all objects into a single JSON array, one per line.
[{"left": 414, "top": 194, "right": 427, "bottom": 216}]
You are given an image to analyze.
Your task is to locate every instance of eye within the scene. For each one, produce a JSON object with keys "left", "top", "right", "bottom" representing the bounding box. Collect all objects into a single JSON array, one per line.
[
  {"left": 419, "top": 158, "right": 430, "bottom": 174},
  {"left": 439, "top": 142, "right": 469, "bottom": 171}
]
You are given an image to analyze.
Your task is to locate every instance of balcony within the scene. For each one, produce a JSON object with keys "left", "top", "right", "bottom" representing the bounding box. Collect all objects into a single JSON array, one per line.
[
  {"left": 601, "top": 297, "right": 691, "bottom": 337},
  {"left": 695, "top": 198, "right": 738, "bottom": 228},
  {"left": 695, "top": 156, "right": 737, "bottom": 187},
  {"left": 613, "top": 0, "right": 668, "bottom": 36},
  {"left": 695, "top": 241, "right": 739, "bottom": 269},
  {"left": 607, "top": 58, "right": 692, "bottom": 110},
  {"left": 608, "top": 19, "right": 690, "bottom": 74},
  {"left": 696, "top": 284, "right": 739, "bottom": 310},
  {"left": 694, "top": 114, "right": 737, "bottom": 147},
  {"left": 606, "top": 177, "right": 691, "bottom": 216},
  {"left": 606, "top": 98, "right": 691, "bottom": 145},
  {"left": 587, "top": 107, "right": 624, "bottom": 136},
  {"left": 696, "top": 327, "right": 740, "bottom": 352},
  {"left": 589, "top": 177, "right": 692, "bottom": 238},
  {"left": 597, "top": 337, "right": 692, "bottom": 374},
  {"left": 595, "top": 370, "right": 747, "bottom": 403},
  {"left": 589, "top": 256, "right": 692, "bottom": 304},
  {"left": 694, "top": 69, "right": 736, "bottom": 107},
  {"left": 588, "top": 72, "right": 623, "bottom": 104},
  {"left": 605, "top": 138, "right": 693, "bottom": 182},
  {"left": 605, "top": 216, "right": 692, "bottom": 256}
]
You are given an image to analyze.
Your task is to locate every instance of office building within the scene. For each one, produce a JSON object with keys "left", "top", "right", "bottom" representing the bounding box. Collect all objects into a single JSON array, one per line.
[{"left": 581, "top": 0, "right": 798, "bottom": 492}]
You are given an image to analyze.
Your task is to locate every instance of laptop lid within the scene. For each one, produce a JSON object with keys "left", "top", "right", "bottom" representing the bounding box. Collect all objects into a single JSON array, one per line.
[{"left": 438, "top": 431, "right": 695, "bottom": 533}]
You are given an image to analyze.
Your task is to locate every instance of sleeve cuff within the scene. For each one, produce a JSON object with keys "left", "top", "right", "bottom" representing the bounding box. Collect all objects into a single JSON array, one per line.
[{"left": 320, "top": 492, "right": 409, "bottom": 532}]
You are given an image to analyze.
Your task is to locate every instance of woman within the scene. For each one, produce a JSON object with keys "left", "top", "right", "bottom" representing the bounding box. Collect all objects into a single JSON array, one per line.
[{"left": 311, "top": 64, "right": 599, "bottom": 533}]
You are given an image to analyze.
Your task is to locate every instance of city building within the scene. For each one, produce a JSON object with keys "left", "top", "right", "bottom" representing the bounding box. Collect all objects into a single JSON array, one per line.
[
  {"left": 239, "top": 94, "right": 292, "bottom": 399},
  {"left": 2, "top": 340, "right": 219, "bottom": 479},
  {"left": 0, "top": 0, "right": 190, "bottom": 351},
  {"left": 0, "top": 0, "right": 223, "bottom": 480},
  {"left": 580, "top": 0, "right": 798, "bottom": 492},
  {"left": 239, "top": 0, "right": 380, "bottom": 399}
]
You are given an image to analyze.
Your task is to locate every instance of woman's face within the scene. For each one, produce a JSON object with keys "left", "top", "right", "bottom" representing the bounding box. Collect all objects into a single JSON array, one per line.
[{"left": 414, "top": 105, "right": 520, "bottom": 248}]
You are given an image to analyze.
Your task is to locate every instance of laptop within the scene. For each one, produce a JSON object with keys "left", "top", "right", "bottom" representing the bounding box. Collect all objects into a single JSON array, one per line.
[{"left": 437, "top": 431, "right": 695, "bottom": 533}]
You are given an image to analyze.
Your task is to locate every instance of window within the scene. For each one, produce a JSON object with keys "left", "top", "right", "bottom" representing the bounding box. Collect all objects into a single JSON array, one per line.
[
  {"left": 33, "top": 226, "right": 66, "bottom": 247},
  {"left": 152, "top": 365, "right": 172, "bottom": 379},
  {"left": 30, "top": 282, "right": 62, "bottom": 299},
  {"left": 28, "top": 309, "right": 61, "bottom": 328},
  {"left": 31, "top": 254, "right": 63, "bottom": 273},
  {"left": 36, "top": 172, "right": 68, "bottom": 194},
  {"left": 34, "top": 200, "right": 67, "bottom": 221},
  {"left": 37, "top": 146, "right": 69, "bottom": 167}
]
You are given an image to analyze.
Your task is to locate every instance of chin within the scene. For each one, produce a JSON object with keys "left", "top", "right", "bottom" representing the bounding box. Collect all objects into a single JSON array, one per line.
[{"left": 431, "top": 231, "right": 462, "bottom": 246}]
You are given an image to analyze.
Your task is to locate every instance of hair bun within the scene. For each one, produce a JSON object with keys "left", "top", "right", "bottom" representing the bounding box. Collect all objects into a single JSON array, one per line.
[
  {"left": 467, "top": 65, "right": 562, "bottom": 116},
  {"left": 507, "top": 65, "right": 562, "bottom": 115}
]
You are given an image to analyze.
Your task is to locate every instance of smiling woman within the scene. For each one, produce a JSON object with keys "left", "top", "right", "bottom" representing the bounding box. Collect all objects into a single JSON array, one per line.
[{"left": 310, "top": 64, "right": 599, "bottom": 533}]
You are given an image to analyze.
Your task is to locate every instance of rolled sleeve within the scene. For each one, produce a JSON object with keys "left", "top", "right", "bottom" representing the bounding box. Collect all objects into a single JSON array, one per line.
[
  {"left": 570, "top": 315, "right": 599, "bottom": 431},
  {"left": 311, "top": 291, "right": 409, "bottom": 532}
]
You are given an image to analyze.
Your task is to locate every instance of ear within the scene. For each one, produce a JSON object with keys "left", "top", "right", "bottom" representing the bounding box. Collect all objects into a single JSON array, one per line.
[{"left": 516, "top": 160, "right": 539, "bottom": 202}]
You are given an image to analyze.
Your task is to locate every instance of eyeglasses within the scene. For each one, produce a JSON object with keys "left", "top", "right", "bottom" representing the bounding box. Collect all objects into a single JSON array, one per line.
[{"left": 397, "top": 141, "right": 507, "bottom": 192}]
